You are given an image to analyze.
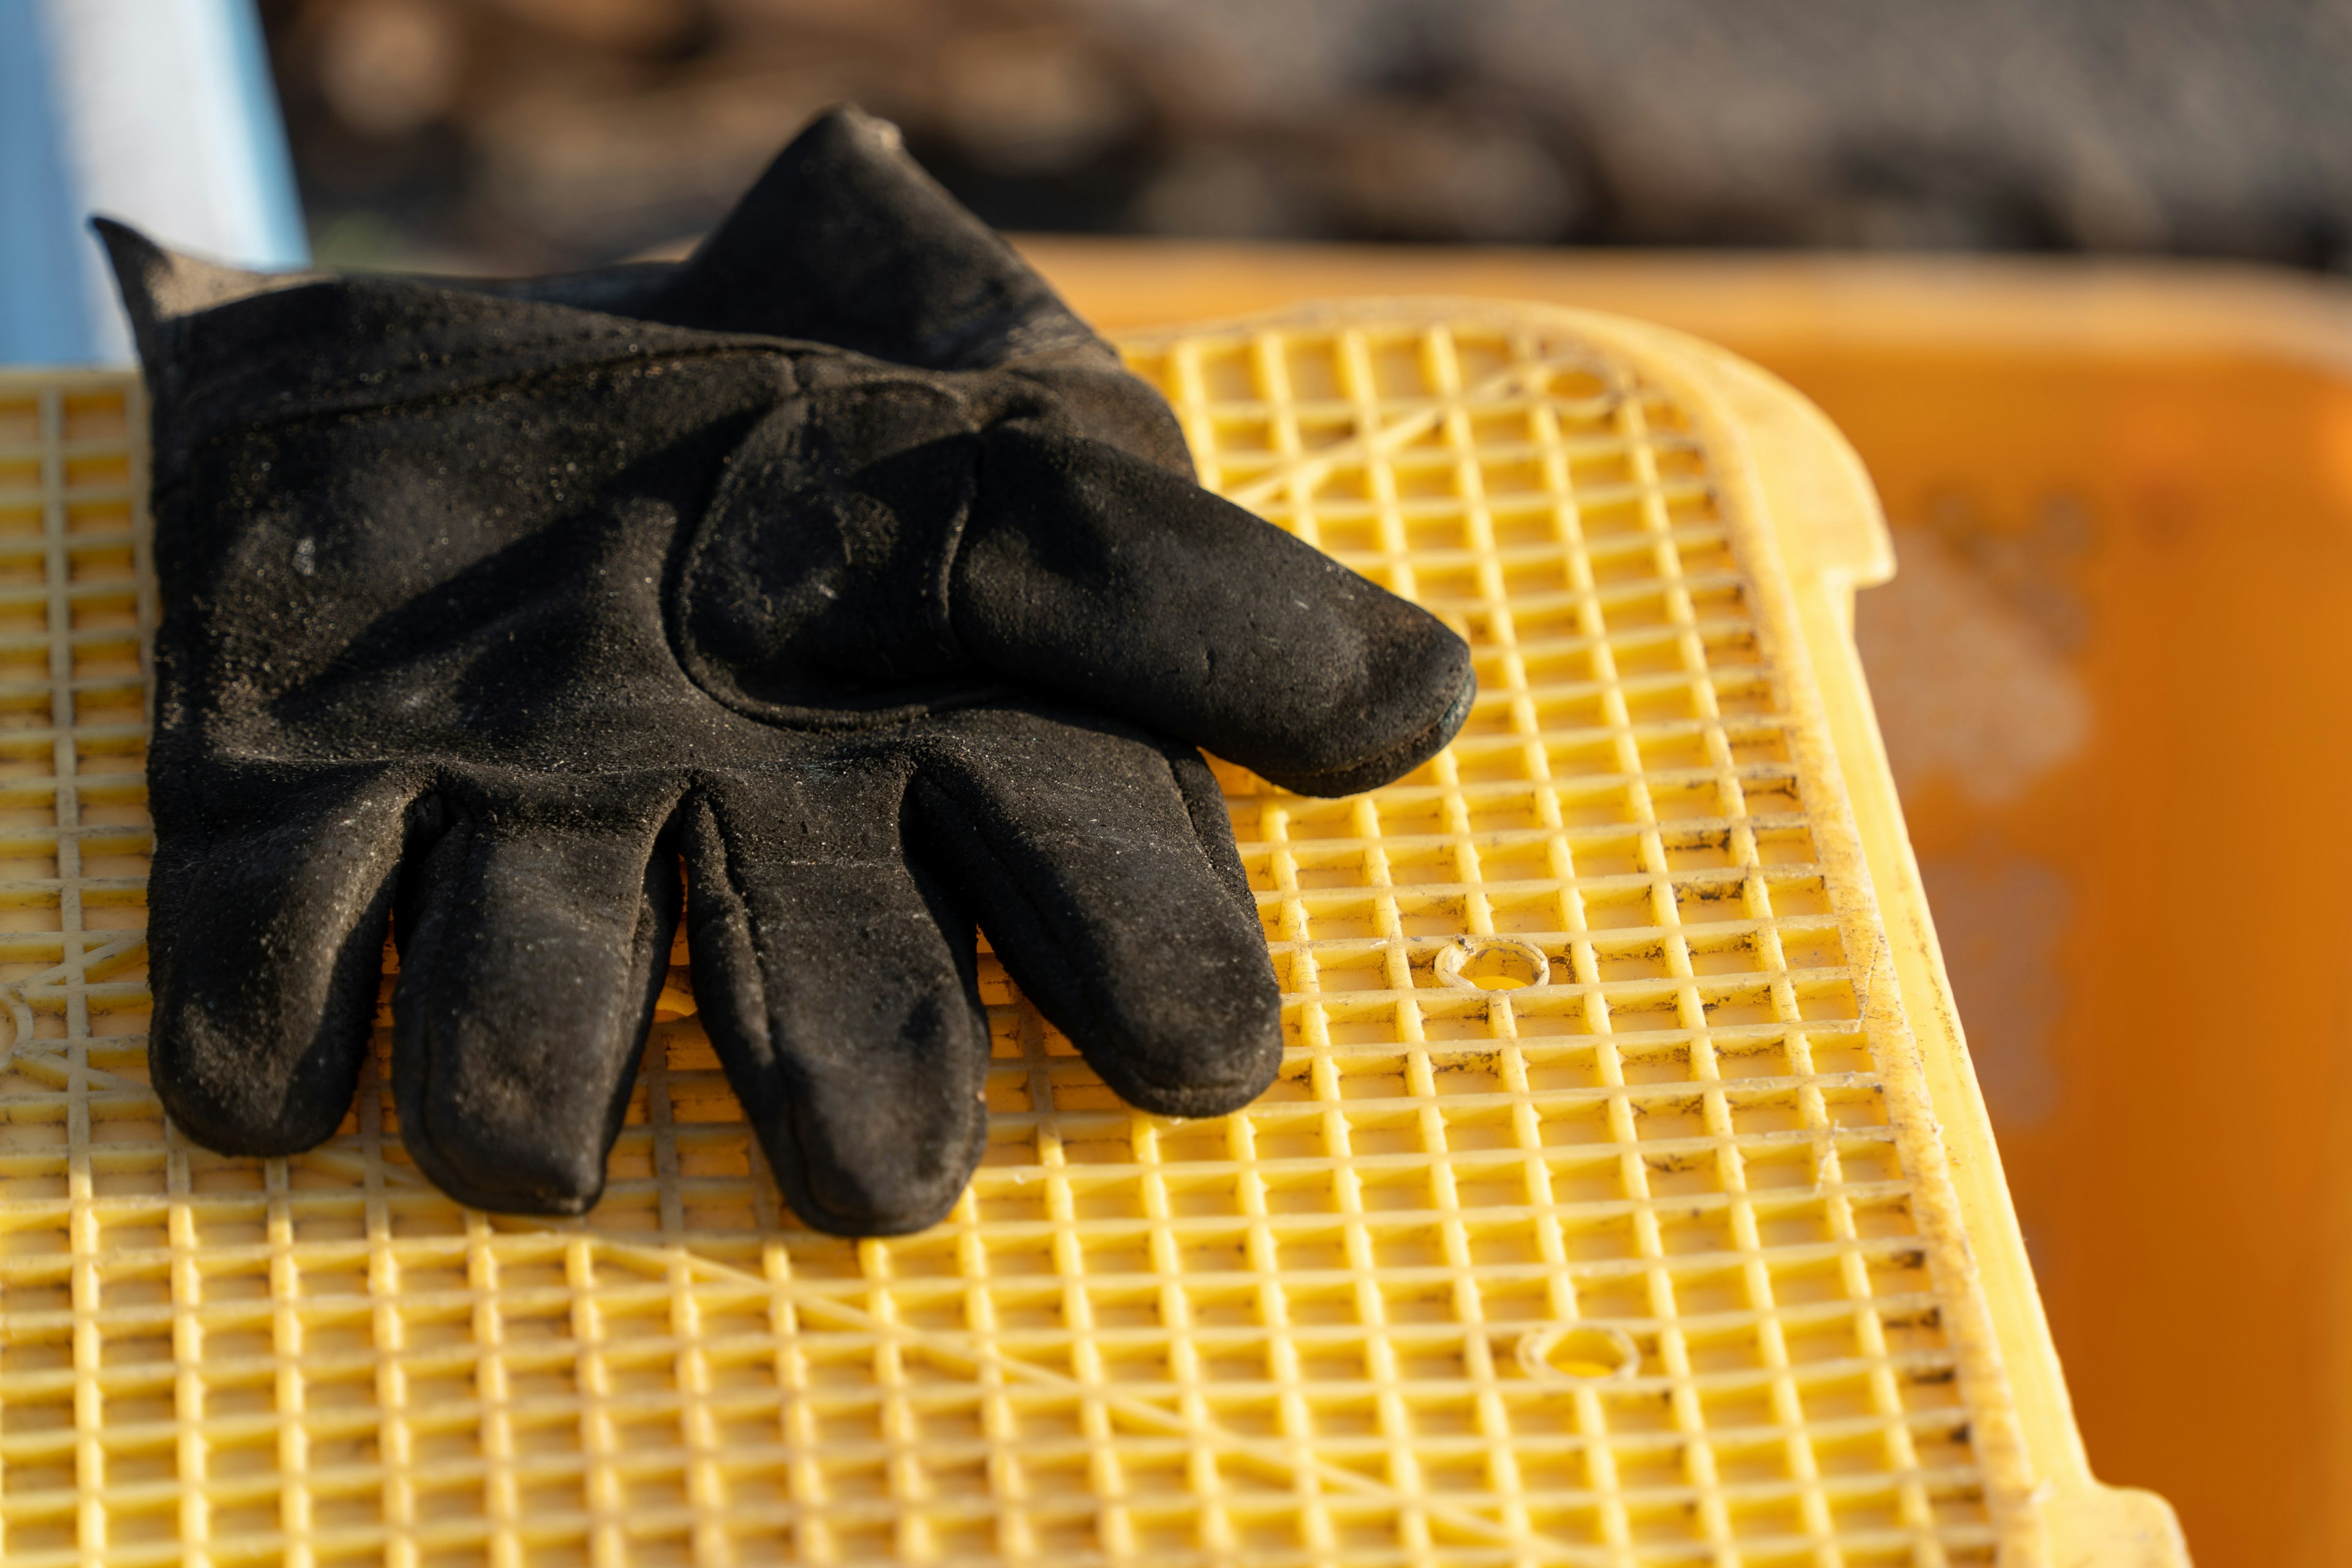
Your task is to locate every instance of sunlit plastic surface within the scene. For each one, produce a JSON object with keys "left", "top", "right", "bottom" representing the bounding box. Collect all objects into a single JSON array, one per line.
[{"left": 0, "top": 304, "right": 2170, "bottom": 1564}]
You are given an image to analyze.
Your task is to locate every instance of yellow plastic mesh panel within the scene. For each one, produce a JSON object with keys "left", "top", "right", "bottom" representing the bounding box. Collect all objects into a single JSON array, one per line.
[{"left": 0, "top": 312, "right": 2017, "bottom": 1567}]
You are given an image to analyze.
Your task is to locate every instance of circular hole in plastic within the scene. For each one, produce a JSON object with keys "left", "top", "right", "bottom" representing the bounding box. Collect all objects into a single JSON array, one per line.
[
  {"left": 1436, "top": 937, "right": 1551, "bottom": 992},
  {"left": 1517, "top": 1322, "right": 1640, "bottom": 1382}
]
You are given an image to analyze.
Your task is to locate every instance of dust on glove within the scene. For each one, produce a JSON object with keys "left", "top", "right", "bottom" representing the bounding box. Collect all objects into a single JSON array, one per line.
[{"left": 102, "top": 106, "right": 1474, "bottom": 1235}]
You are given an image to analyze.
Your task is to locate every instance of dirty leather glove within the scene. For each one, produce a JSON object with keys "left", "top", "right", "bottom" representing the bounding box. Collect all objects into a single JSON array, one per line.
[{"left": 100, "top": 107, "right": 1475, "bottom": 1235}]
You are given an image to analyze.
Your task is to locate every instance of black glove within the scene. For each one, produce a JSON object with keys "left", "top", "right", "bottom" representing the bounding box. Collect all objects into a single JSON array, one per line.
[{"left": 100, "top": 107, "right": 1474, "bottom": 1235}]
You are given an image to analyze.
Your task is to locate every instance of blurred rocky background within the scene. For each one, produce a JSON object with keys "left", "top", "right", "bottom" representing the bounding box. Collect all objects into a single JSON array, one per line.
[{"left": 259, "top": 0, "right": 2352, "bottom": 273}]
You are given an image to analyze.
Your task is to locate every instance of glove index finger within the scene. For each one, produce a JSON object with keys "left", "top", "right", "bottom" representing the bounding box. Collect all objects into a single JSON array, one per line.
[
  {"left": 953, "top": 426, "right": 1476, "bottom": 797},
  {"left": 677, "top": 778, "right": 992, "bottom": 1239}
]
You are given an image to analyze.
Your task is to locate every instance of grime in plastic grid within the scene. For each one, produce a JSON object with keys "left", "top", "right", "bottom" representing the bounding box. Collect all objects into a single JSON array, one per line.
[{"left": 0, "top": 320, "right": 1994, "bottom": 1567}]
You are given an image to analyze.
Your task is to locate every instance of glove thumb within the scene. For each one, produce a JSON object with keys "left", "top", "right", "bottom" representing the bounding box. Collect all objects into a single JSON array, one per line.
[{"left": 953, "top": 425, "right": 1475, "bottom": 796}]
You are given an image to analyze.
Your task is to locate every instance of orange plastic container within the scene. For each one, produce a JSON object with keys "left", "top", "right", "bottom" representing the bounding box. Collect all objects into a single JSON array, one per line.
[{"left": 1030, "top": 238, "right": 2352, "bottom": 1568}]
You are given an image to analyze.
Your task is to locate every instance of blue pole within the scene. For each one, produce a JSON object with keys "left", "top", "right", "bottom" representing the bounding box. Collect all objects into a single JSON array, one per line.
[{"left": 0, "top": 0, "right": 308, "bottom": 366}]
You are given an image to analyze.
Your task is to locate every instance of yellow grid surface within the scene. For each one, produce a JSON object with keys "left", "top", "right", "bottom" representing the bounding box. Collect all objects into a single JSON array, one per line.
[{"left": 0, "top": 306, "right": 2023, "bottom": 1567}]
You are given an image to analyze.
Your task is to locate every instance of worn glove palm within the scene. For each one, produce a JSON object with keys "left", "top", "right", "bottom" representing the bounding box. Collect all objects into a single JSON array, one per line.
[{"left": 102, "top": 107, "right": 1473, "bottom": 1235}]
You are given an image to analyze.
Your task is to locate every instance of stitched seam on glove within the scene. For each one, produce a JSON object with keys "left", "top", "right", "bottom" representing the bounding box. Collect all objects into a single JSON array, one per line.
[
  {"left": 925, "top": 446, "right": 980, "bottom": 674},
  {"left": 160, "top": 337, "right": 808, "bottom": 486}
]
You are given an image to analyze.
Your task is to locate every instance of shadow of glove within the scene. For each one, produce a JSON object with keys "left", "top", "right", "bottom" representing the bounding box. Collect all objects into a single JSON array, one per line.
[{"left": 97, "top": 111, "right": 1474, "bottom": 1235}]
